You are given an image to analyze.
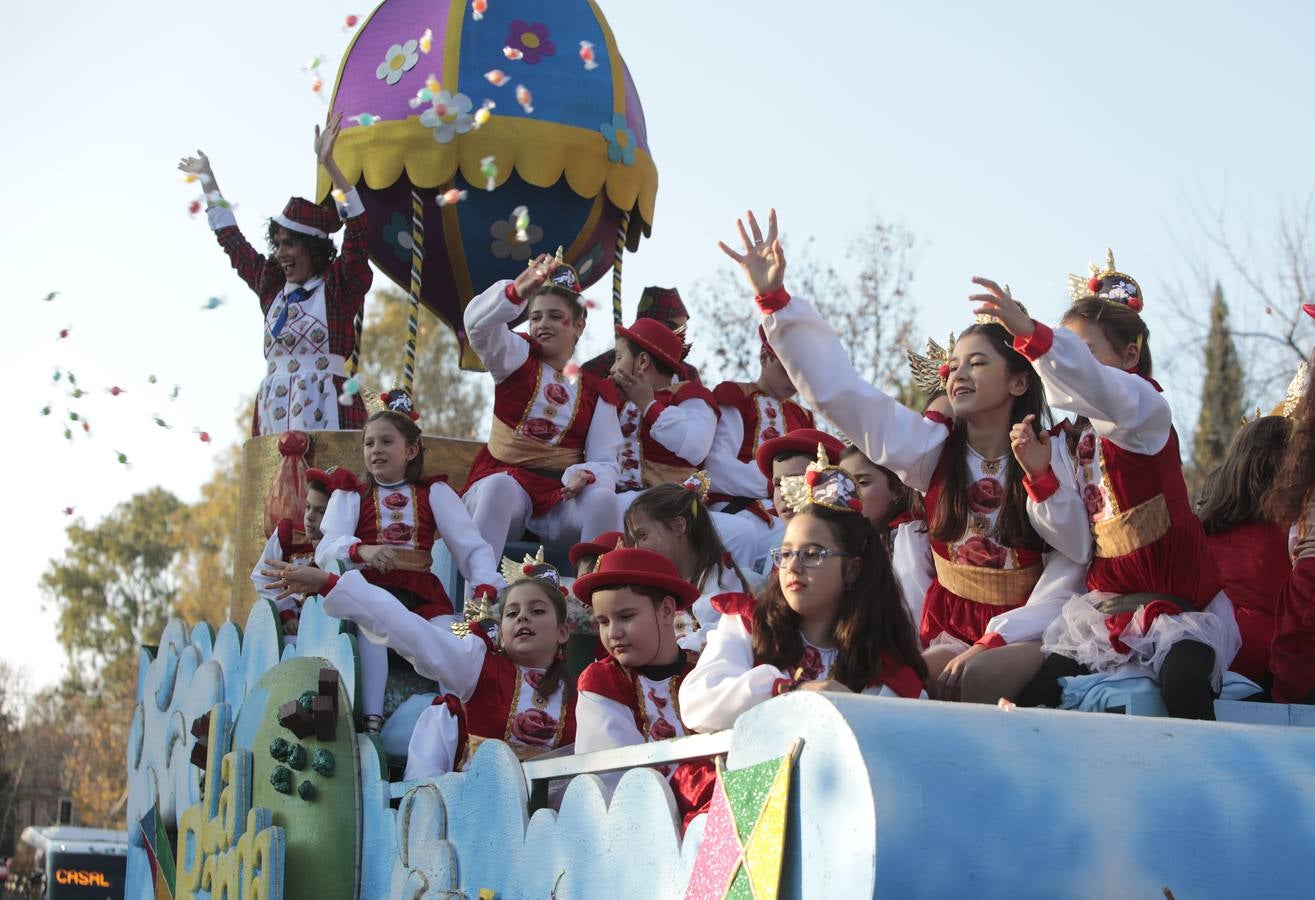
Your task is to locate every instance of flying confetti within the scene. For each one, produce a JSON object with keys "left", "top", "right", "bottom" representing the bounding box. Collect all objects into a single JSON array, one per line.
[
  {"left": 343, "top": 14, "right": 359, "bottom": 30},
  {"left": 311, "top": 77, "right": 324, "bottom": 95},
  {"left": 195, "top": 429, "right": 212, "bottom": 443},
  {"left": 108, "top": 386, "right": 124, "bottom": 396},
  {"left": 41, "top": 291, "right": 59, "bottom": 302},
  {"left": 201, "top": 296, "right": 224, "bottom": 310},
  {"left": 63, "top": 507, "right": 75, "bottom": 516},
  {"left": 188, "top": 199, "right": 202, "bottom": 216},
  {"left": 154, "top": 415, "right": 171, "bottom": 429},
  {"left": 115, "top": 450, "right": 130, "bottom": 466},
  {"left": 58, "top": 327, "right": 70, "bottom": 339}
]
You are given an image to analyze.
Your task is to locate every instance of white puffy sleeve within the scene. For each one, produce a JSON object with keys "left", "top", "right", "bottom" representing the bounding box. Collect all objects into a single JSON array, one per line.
[
  {"left": 678, "top": 613, "right": 784, "bottom": 733},
  {"left": 250, "top": 531, "right": 285, "bottom": 602},
  {"left": 464, "top": 279, "right": 532, "bottom": 383},
  {"left": 1016, "top": 322, "right": 1171, "bottom": 456},
  {"left": 647, "top": 397, "right": 718, "bottom": 466},
  {"left": 573, "top": 692, "right": 647, "bottom": 755},
  {"left": 321, "top": 570, "right": 486, "bottom": 699},
  {"left": 563, "top": 396, "right": 624, "bottom": 490},
  {"left": 315, "top": 489, "right": 362, "bottom": 572},
  {"left": 763, "top": 295, "right": 948, "bottom": 491},
  {"left": 1024, "top": 432, "right": 1094, "bottom": 565},
  {"left": 704, "top": 405, "right": 768, "bottom": 498}
]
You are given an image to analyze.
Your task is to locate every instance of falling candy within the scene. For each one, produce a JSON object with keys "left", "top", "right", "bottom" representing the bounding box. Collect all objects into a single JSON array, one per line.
[
  {"left": 171, "top": 385, "right": 181, "bottom": 401},
  {"left": 188, "top": 200, "right": 202, "bottom": 216},
  {"left": 58, "top": 327, "right": 70, "bottom": 339},
  {"left": 437, "top": 188, "right": 468, "bottom": 207},
  {"left": 148, "top": 374, "right": 158, "bottom": 384},
  {"left": 183, "top": 173, "right": 199, "bottom": 184},
  {"left": 41, "top": 291, "right": 59, "bottom": 302},
  {"left": 63, "top": 507, "right": 75, "bottom": 516},
  {"left": 472, "top": 0, "right": 487, "bottom": 21},
  {"left": 40, "top": 405, "right": 51, "bottom": 416},
  {"left": 997, "top": 698, "right": 1017, "bottom": 711},
  {"left": 67, "top": 372, "right": 77, "bottom": 385},
  {"left": 515, "top": 84, "right": 533, "bottom": 113},
  {"left": 479, "top": 156, "right": 498, "bottom": 191},
  {"left": 350, "top": 113, "right": 381, "bottom": 126},
  {"left": 52, "top": 371, "right": 61, "bottom": 382},
  {"left": 579, "top": 40, "right": 598, "bottom": 70},
  {"left": 419, "top": 28, "right": 433, "bottom": 53},
  {"left": 82, "top": 421, "right": 91, "bottom": 434},
  {"left": 473, "top": 100, "right": 495, "bottom": 128},
  {"left": 584, "top": 299, "right": 598, "bottom": 310},
  {"left": 343, "top": 13, "right": 359, "bottom": 29},
  {"left": 503, "top": 46, "right": 523, "bottom": 61},
  {"left": 310, "top": 77, "right": 324, "bottom": 94},
  {"left": 304, "top": 55, "right": 325, "bottom": 71},
  {"left": 195, "top": 429, "right": 212, "bottom": 443},
  {"left": 68, "top": 411, "right": 79, "bottom": 422},
  {"left": 484, "top": 69, "right": 510, "bottom": 87},
  {"left": 201, "top": 296, "right": 224, "bottom": 310},
  {"left": 154, "top": 415, "right": 171, "bottom": 429},
  {"left": 513, "top": 205, "right": 530, "bottom": 242},
  {"left": 70, "top": 388, "right": 84, "bottom": 399},
  {"left": 115, "top": 450, "right": 129, "bottom": 465}
]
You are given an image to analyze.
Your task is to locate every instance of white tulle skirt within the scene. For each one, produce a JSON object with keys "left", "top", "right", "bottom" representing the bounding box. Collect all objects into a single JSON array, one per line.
[{"left": 1041, "top": 590, "right": 1242, "bottom": 690}]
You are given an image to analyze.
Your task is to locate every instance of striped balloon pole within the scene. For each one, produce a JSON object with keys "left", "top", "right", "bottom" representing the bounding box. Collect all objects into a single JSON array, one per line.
[
  {"left": 612, "top": 210, "right": 630, "bottom": 326},
  {"left": 347, "top": 311, "right": 362, "bottom": 377},
  {"left": 405, "top": 188, "right": 424, "bottom": 395}
]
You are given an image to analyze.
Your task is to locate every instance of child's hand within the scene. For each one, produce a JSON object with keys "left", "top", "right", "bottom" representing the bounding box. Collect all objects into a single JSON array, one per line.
[
  {"left": 260, "top": 560, "right": 331, "bottom": 599},
  {"left": 560, "top": 471, "right": 592, "bottom": 500},
  {"left": 357, "top": 544, "right": 399, "bottom": 573},
  {"left": 968, "top": 277, "right": 1034, "bottom": 337},
  {"left": 177, "top": 150, "right": 214, "bottom": 183},
  {"left": 1010, "top": 414, "right": 1052, "bottom": 479},
  {"left": 718, "top": 208, "right": 786, "bottom": 297},
  {"left": 314, "top": 113, "right": 345, "bottom": 168},
  {"left": 934, "top": 643, "right": 988, "bottom": 700},
  {"left": 611, "top": 369, "right": 654, "bottom": 411},
  {"left": 796, "top": 679, "right": 853, "bottom": 694},
  {"left": 512, "top": 253, "right": 556, "bottom": 300}
]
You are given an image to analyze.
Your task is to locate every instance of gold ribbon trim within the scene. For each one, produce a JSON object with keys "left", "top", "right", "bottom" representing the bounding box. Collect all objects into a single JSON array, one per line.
[
  {"left": 933, "top": 555, "right": 1041, "bottom": 607},
  {"left": 1093, "top": 493, "right": 1170, "bottom": 559}
]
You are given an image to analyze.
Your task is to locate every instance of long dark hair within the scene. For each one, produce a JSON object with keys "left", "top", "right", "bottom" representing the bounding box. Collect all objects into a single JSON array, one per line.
[
  {"left": 362, "top": 410, "right": 425, "bottom": 485},
  {"left": 1199, "top": 416, "right": 1291, "bottom": 532},
  {"left": 1263, "top": 365, "right": 1315, "bottom": 523},
  {"left": 753, "top": 505, "right": 927, "bottom": 690},
  {"left": 929, "top": 323, "right": 1049, "bottom": 551},
  {"left": 500, "top": 579, "right": 574, "bottom": 705},
  {"left": 625, "top": 484, "right": 750, "bottom": 593},
  {"left": 265, "top": 220, "right": 338, "bottom": 275}
]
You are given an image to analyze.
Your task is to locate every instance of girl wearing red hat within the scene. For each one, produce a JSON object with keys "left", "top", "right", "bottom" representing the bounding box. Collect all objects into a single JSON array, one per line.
[
  {"left": 251, "top": 467, "right": 334, "bottom": 642},
  {"left": 178, "top": 114, "right": 371, "bottom": 435},
  {"left": 317, "top": 403, "right": 504, "bottom": 731},
  {"left": 264, "top": 549, "right": 576, "bottom": 778},
  {"left": 461, "top": 255, "right": 624, "bottom": 561},
  {"left": 978, "top": 257, "right": 1242, "bottom": 719},
  {"left": 679, "top": 454, "right": 928, "bottom": 736},
  {"left": 724, "top": 210, "right": 1091, "bottom": 705}
]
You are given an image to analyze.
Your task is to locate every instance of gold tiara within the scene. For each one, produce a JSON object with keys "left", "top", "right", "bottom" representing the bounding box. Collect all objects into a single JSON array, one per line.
[
  {"left": 778, "top": 444, "right": 863, "bottom": 515},
  {"left": 905, "top": 334, "right": 955, "bottom": 397},
  {"left": 1067, "top": 248, "right": 1144, "bottom": 311}
]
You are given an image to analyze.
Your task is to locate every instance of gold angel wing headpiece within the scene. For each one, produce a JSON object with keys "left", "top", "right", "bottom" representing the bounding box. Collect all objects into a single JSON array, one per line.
[
  {"left": 1068, "top": 248, "right": 1144, "bottom": 311},
  {"left": 906, "top": 333, "right": 955, "bottom": 397},
  {"left": 778, "top": 444, "right": 864, "bottom": 515}
]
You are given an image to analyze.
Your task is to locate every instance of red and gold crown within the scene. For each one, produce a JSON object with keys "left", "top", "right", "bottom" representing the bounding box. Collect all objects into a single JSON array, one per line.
[
  {"left": 778, "top": 444, "right": 864, "bottom": 514},
  {"left": 1068, "top": 249, "right": 1143, "bottom": 312}
]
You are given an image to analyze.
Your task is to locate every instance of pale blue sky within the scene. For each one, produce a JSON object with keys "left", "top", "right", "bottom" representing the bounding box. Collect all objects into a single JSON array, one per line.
[{"left": 4, "top": 1, "right": 1312, "bottom": 693}]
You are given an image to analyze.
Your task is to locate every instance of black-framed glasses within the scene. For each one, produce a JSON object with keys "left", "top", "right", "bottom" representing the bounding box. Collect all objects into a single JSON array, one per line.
[{"left": 769, "top": 545, "right": 853, "bottom": 568}]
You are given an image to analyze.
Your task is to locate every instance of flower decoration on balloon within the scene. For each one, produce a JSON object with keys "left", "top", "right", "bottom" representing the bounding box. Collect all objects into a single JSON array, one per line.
[
  {"left": 376, "top": 40, "right": 420, "bottom": 85},
  {"left": 419, "top": 91, "right": 474, "bottom": 143},
  {"left": 600, "top": 113, "right": 636, "bottom": 166},
  {"left": 505, "top": 20, "right": 556, "bottom": 64},
  {"left": 382, "top": 213, "right": 416, "bottom": 262},
  {"left": 490, "top": 213, "right": 543, "bottom": 261}
]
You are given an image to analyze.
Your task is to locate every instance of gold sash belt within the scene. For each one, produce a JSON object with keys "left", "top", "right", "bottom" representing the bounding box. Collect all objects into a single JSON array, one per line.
[
  {"left": 933, "top": 554, "right": 1041, "bottom": 607},
  {"left": 1093, "top": 493, "right": 1170, "bottom": 559}
]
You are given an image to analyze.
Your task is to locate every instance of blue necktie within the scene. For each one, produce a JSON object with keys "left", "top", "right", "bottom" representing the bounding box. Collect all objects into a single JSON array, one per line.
[{"left": 270, "top": 287, "right": 308, "bottom": 338}]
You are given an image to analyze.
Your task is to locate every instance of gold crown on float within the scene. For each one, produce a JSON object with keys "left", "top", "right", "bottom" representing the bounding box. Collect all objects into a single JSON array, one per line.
[
  {"left": 778, "top": 444, "right": 864, "bottom": 514},
  {"left": 1067, "top": 248, "right": 1144, "bottom": 311},
  {"left": 906, "top": 334, "right": 956, "bottom": 397},
  {"left": 452, "top": 546, "right": 565, "bottom": 638},
  {"left": 680, "top": 470, "right": 711, "bottom": 504}
]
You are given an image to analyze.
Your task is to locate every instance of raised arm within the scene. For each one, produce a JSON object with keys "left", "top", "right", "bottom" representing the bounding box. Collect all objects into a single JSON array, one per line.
[
  {"left": 719, "top": 209, "right": 948, "bottom": 491},
  {"left": 317, "top": 114, "right": 372, "bottom": 316},
  {"left": 970, "top": 277, "right": 1171, "bottom": 456},
  {"left": 180, "top": 149, "right": 283, "bottom": 303}
]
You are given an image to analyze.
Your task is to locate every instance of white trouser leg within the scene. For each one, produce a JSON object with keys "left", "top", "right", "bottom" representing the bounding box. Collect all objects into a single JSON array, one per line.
[
  {"left": 462, "top": 472, "right": 532, "bottom": 561},
  {"left": 358, "top": 632, "right": 389, "bottom": 719},
  {"left": 529, "top": 482, "right": 624, "bottom": 545}
]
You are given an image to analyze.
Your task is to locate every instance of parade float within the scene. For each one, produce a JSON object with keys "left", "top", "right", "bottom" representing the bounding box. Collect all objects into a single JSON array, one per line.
[{"left": 120, "top": 2, "right": 1315, "bottom": 898}]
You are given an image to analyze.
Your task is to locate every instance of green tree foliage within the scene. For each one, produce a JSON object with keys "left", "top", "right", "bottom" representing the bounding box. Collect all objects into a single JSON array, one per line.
[
  {"left": 40, "top": 488, "right": 183, "bottom": 677},
  {"left": 1191, "top": 283, "right": 1245, "bottom": 492},
  {"left": 356, "top": 287, "right": 489, "bottom": 438}
]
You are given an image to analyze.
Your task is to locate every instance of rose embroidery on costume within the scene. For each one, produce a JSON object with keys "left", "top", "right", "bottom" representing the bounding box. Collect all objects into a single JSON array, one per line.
[
  {"left": 956, "top": 535, "right": 1007, "bottom": 568},
  {"left": 799, "top": 645, "right": 825, "bottom": 681},
  {"left": 647, "top": 687, "right": 668, "bottom": 710},
  {"left": 523, "top": 670, "right": 544, "bottom": 690},
  {"left": 649, "top": 716, "right": 676, "bottom": 741},
  {"left": 383, "top": 492, "right": 409, "bottom": 510},
  {"left": 620, "top": 422, "right": 637, "bottom": 437},
  {"left": 1077, "top": 431, "right": 1096, "bottom": 464},
  {"left": 969, "top": 477, "right": 1003, "bottom": 513},
  {"left": 511, "top": 708, "right": 558, "bottom": 746},
  {"left": 544, "top": 382, "right": 570, "bottom": 405},
  {"left": 523, "top": 418, "right": 560, "bottom": 441},
  {"left": 381, "top": 522, "right": 415, "bottom": 544},
  {"left": 623, "top": 458, "right": 640, "bottom": 470},
  {"left": 1083, "top": 484, "right": 1105, "bottom": 517},
  {"left": 761, "top": 426, "right": 780, "bottom": 441}
]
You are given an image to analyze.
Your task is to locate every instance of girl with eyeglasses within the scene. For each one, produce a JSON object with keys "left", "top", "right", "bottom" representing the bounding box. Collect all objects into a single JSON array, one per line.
[{"left": 679, "top": 458, "right": 928, "bottom": 734}]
